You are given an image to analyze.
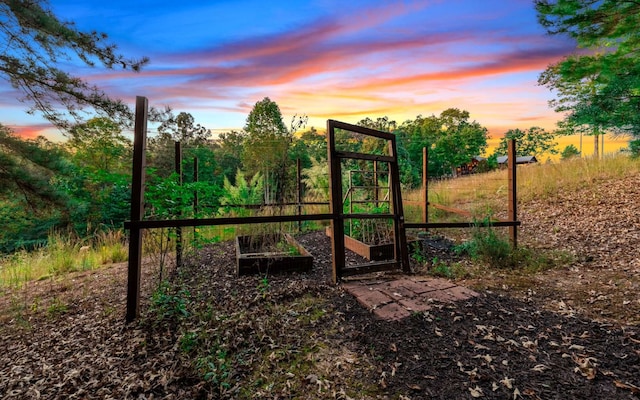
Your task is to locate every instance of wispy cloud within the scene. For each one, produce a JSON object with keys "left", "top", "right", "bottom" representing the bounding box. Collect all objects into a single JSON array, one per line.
[{"left": 1, "top": 0, "right": 575, "bottom": 138}]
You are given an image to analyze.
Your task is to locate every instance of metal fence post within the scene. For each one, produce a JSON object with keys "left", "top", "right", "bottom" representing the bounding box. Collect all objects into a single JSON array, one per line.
[{"left": 126, "top": 96, "right": 148, "bottom": 322}]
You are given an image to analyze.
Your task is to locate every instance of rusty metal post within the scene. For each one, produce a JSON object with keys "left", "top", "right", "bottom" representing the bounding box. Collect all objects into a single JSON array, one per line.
[
  {"left": 422, "top": 147, "right": 428, "bottom": 231},
  {"left": 126, "top": 96, "right": 148, "bottom": 322},
  {"left": 193, "top": 157, "right": 199, "bottom": 243},
  {"left": 373, "top": 161, "right": 379, "bottom": 206},
  {"left": 508, "top": 139, "right": 517, "bottom": 248},
  {"left": 193, "top": 157, "right": 199, "bottom": 215},
  {"left": 389, "top": 137, "right": 410, "bottom": 272},
  {"left": 297, "top": 158, "right": 302, "bottom": 232},
  {"left": 175, "top": 141, "right": 183, "bottom": 269},
  {"left": 327, "top": 121, "right": 345, "bottom": 283}
]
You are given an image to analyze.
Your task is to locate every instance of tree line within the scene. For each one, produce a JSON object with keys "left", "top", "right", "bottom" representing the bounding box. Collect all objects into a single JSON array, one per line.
[
  {"left": 1, "top": 0, "right": 639, "bottom": 253},
  {"left": 1, "top": 95, "right": 565, "bottom": 253}
]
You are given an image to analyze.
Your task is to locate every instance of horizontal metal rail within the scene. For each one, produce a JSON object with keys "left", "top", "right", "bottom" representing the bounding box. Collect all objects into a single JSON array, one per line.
[
  {"left": 405, "top": 221, "right": 521, "bottom": 229},
  {"left": 124, "top": 213, "right": 334, "bottom": 229},
  {"left": 328, "top": 119, "right": 395, "bottom": 140},
  {"left": 335, "top": 150, "right": 394, "bottom": 163}
]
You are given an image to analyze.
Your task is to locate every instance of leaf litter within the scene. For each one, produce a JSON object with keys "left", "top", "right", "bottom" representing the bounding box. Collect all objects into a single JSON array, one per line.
[{"left": 0, "top": 172, "right": 639, "bottom": 398}]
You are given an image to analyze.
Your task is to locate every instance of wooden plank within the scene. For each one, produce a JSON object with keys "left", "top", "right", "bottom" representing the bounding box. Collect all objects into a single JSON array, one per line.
[
  {"left": 341, "top": 261, "right": 401, "bottom": 277},
  {"left": 126, "top": 96, "right": 147, "bottom": 323}
]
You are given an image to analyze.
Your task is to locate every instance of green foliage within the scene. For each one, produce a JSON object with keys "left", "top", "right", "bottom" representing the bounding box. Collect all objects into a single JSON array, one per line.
[
  {"left": 430, "top": 257, "right": 453, "bottom": 278},
  {"left": 67, "top": 117, "right": 131, "bottom": 173},
  {"left": 220, "top": 171, "right": 264, "bottom": 206},
  {"left": 344, "top": 204, "right": 391, "bottom": 244},
  {"left": 0, "top": 0, "right": 148, "bottom": 127},
  {"left": 0, "top": 122, "right": 135, "bottom": 252},
  {"left": 242, "top": 98, "right": 288, "bottom": 169},
  {"left": 410, "top": 242, "right": 425, "bottom": 264},
  {"left": 495, "top": 127, "right": 558, "bottom": 158},
  {"left": 297, "top": 127, "right": 327, "bottom": 163},
  {"left": 150, "top": 281, "right": 190, "bottom": 321},
  {"left": 213, "top": 130, "right": 246, "bottom": 184},
  {"left": 196, "top": 348, "right": 232, "bottom": 389},
  {"left": 148, "top": 112, "right": 213, "bottom": 178},
  {"left": 629, "top": 140, "right": 640, "bottom": 158},
  {"left": 301, "top": 157, "right": 329, "bottom": 200},
  {"left": 179, "top": 331, "right": 199, "bottom": 353},
  {"left": 454, "top": 224, "right": 514, "bottom": 269},
  {"left": 397, "top": 108, "right": 489, "bottom": 181},
  {"left": 454, "top": 222, "right": 573, "bottom": 272},
  {"left": 257, "top": 276, "right": 269, "bottom": 297},
  {"left": 145, "top": 170, "right": 194, "bottom": 219},
  {"left": 561, "top": 144, "right": 581, "bottom": 160},
  {"left": 47, "top": 297, "right": 68, "bottom": 317},
  {"left": 536, "top": 0, "right": 640, "bottom": 137}
]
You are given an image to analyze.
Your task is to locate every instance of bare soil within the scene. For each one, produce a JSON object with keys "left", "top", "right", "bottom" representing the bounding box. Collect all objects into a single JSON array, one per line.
[{"left": 1, "top": 172, "right": 639, "bottom": 399}]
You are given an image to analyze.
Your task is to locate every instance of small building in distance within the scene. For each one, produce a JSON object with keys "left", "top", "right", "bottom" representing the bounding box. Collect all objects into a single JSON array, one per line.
[
  {"left": 457, "top": 156, "right": 487, "bottom": 175},
  {"left": 496, "top": 155, "right": 538, "bottom": 168}
]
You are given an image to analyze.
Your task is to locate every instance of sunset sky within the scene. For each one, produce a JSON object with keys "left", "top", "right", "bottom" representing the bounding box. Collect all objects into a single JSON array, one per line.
[{"left": 1, "top": 0, "right": 584, "bottom": 145}]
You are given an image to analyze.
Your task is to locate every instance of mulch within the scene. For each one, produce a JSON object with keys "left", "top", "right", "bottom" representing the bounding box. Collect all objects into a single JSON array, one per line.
[{"left": 0, "top": 230, "right": 639, "bottom": 399}]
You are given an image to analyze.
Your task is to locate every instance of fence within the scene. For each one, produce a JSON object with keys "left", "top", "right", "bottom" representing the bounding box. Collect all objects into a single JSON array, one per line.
[{"left": 125, "top": 96, "right": 520, "bottom": 321}]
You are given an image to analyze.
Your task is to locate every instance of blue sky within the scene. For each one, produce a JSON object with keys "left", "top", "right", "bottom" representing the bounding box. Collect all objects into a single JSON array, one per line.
[{"left": 2, "top": 0, "right": 575, "bottom": 140}]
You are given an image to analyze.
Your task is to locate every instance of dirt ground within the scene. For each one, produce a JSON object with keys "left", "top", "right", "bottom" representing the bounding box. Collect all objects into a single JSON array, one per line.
[{"left": 0, "top": 173, "right": 639, "bottom": 399}]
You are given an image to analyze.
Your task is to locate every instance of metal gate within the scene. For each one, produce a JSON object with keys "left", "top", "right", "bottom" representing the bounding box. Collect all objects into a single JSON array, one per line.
[{"left": 327, "top": 120, "right": 410, "bottom": 282}]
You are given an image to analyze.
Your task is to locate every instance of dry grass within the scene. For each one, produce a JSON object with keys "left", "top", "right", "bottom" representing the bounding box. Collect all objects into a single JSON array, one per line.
[
  {"left": 403, "top": 154, "right": 640, "bottom": 221},
  {"left": 0, "top": 230, "right": 128, "bottom": 290}
]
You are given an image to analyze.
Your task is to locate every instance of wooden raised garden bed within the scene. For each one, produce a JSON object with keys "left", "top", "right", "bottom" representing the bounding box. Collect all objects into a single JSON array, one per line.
[
  {"left": 325, "top": 227, "right": 418, "bottom": 261},
  {"left": 235, "top": 233, "right": 313, "bottom": 276}
]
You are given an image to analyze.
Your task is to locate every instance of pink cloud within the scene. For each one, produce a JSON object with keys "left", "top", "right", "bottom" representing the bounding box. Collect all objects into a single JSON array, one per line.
[{"left": 11, "top": 124, "right": 56, "bottom": 140}]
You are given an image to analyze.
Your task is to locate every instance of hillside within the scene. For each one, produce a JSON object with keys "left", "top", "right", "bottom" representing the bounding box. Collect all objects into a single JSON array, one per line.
[
  {"left": 1, "top": 169, "right": 639, "bottom": 399},
  {"left": 468, "top": 170, "right": 640, "bottom": 325}
]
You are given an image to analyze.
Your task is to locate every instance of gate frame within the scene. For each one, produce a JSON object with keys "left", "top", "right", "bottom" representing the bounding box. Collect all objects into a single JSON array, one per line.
[{"left": 327, "top": 120, "right": 410, "bottom": 283}]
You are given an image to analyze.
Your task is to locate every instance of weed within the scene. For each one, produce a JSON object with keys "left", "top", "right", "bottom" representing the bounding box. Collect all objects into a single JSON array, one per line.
[
  {"left": 430, "top": 257, "right": 453, "bottom": 278},
  {"left": 257, "top": 276, "right": 269, "bottom": 296},
  {"left": 179, "top": 331, "right": 199, "bottom": 353},
  {"left": 410, "top": 242, "right": 425, "bottom": 264},
  {"left": 196, "top": 347, "right": 232, "bottom": 389},
  {"left": 47, "top": 297, "right": 68, "bottom": 316},
  {"left": 149, "top": 281, "right": 190, "bottom": 321},
  {"left": 454, "top": 223, "right": 573, "bottom": 272},
  {"left": 454, "top": 224, "right": 513, "bottom": 268}
]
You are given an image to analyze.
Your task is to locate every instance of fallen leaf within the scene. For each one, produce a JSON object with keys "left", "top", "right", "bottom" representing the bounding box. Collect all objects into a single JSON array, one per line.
[
  {"left": 500, "top": 377, "right": 514, "bottom": 389},
  {"left": 531, "top": 364, "right": 548, "bottom": 372},
  {"left": 513, "top": 387, "right": 522, "bottom": 399},
  {"left": 469, "top": 386, "right": 484, "bottom": 398},
  {"left": 614, "top": 380, "right": 640, "bottom": 393}
]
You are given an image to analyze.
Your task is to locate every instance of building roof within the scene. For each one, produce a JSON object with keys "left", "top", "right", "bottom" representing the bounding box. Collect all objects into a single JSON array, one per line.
[{"left": 496, "top": 156, "right": 538, "bottom": 164}]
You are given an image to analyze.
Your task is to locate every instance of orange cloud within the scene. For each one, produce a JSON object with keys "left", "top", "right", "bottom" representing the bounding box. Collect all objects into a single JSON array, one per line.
[{"left": 10, "top": 124, "right": 62, "bottom": 141}]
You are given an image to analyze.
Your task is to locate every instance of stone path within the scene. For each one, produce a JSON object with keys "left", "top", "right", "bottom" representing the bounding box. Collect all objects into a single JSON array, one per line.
[{"left": 342, "top": 276, "right": 479, "bottom": 321}]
